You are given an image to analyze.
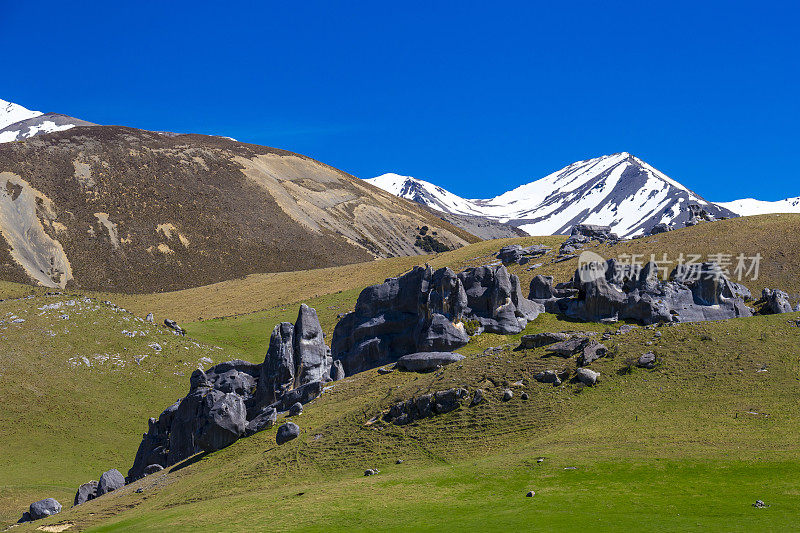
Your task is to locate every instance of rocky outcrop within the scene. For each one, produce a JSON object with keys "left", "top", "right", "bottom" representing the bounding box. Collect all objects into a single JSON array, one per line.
[
  {"left": 74, "top": 480, "right": 98, "bottom": 506},
  {"left": 127, "top": 304, "right": 330, "bottom": 481},
  {"left": 530, "top": 260, "right": 753, "bottom": 324},
  {"left": 649, "top": 222, "right": 673, "bottom": 235},
  {"left": 556, "top": 225, "right": 620, "bottom": 260},
  {"left": 382, "top": 388, "right": 469, "bottom": 425},
  {"left": 496, "top": 244, "right": 549, "bottom": 265},
  {"left": 395, "top": 351, "right": 465, "bottom": 372},
  {"left": 332, "top": 264, "right": 542, "bottom": 375},
  {"left": 686, "top": 204, "right": 714, "bottom": 226}
]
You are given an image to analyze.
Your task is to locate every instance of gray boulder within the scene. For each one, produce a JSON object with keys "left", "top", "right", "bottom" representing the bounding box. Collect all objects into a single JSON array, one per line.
[
  {"left": 636, "top": 352, "right": 657, "bottom": 369},
  {"left": 571, "top": 224, "right": 619, "bottom": 241},
  {"left": 143, "top": 464, "right": 164, "bottom": 475},
  {"left": 649, "top": 222, "right": 673, "bottom": 235},
  {"left": 502, "top": 389, "right": 513, "bottom": 401},
  {"left": 761, "top": 288, "right": 793, "bottom": 314},
  {"left": 534, "top": 370, "right": 562, "bottom": 386},
  {"left": 545, "top": 337, "right": 588, "bottom": 357},
  {"left": 289, "top": 402, "right": 303, "bottom": 416},
  {"left": 164, "top": 318, "right": 185, "bottom": 335},
  {"left": 28, "top": 498, "right": 61, "bottom": 520},
  {"left": 577, "top": 340, "right": 607, "bottom": 366},
  {"left": 74, "top": 480, "right": 98, "bottom": 506},
  {"left": 145, "top": 312, "right": 154, "bottom": 323},
  {"left": 575, "top": 368, "right": 599, "bottom": 386},
  {"left": 470, "top": 388, "right": 485, "bottom": 406},
  {"left": 258, "top": 322, "right": 295, "bottom": 404},
  {"left": 97, "top": 469, "right": 125, "bottom": 496},
  {"left": 496, "top": 244, "right": 549, "bottom": 264},
  {"left": 396, "top": 351, "right": 465, "bottom": 372},
  {"left": 276, "top": 422, "right": 300, "bottom": 445},
  {"left": 294, "top": 304, "right": 330, "bottom": 385},
  {"left": 518, "top": 331, "right": 570, "bottom": 349}
]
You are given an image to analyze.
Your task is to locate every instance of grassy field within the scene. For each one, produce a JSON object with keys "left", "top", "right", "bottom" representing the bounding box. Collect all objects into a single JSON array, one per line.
[{"left": 3, "top": 214, "right": 800, "bottom": 531}]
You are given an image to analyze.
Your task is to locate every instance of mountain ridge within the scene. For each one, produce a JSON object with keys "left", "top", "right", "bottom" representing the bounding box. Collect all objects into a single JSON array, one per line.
[{"left": 367, "top": 152, "right": 739, "bottom": 237}]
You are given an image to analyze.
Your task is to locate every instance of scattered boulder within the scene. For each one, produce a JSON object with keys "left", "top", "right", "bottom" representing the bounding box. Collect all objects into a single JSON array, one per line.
[
  {"left": 276, "top": 422, "right": 300, "bottom": 445},
  {"left": 502, "top": 389, "right": 513, "bottom": 401},
  {"left": 145, "top": 312, "right": 154, "bottom": 323},
  {"left": 143, "top": 464, "right": 164, "bottom": 475},
  {"left": 74, "top": 480, "right": 98, "bottom": 506},
  {"left": 636, "top": 352, "right": 657, "bottom": 369},
  {"left": 534, "top": 370, "right": 562, "bottom": 386},
  {"left": 164, "top": 318, "right": 185, "bottom": 335},
  {"left": 753, "top": 500, "right": 769, "bottom": 508},
  {"left": 28, "top": 498, "right": 61, "bottom": 521},
  {"left": 332, "top": 264, "right": 542, "bottom": 375},
  {"left": 545, "top": 337, "right": 589, "bottom": 357},
  {"left": 577, "top": 340, "right": 607, "bottom": 366},
  {"left": 396, "top": 351, "right": 465, "bottom": 372},
  {"left": 97, "top": 469, "right": 125, "bottom": 497},
  {"left": 526, "top": 491, "right": 536, "bottom": 497},
  {"left": 383, "top": 388, "right": 469, "bottom": 425},
  {"left": 364, "top": 469, "right": 379, "bottom": 476},
  {"left": 470, "top": 389, "right": 485, "bottom": 406},
  {"left": 518, "top": 331, "right": 569, "bottom": 349},
  {"left": 575, "top": 368, "right": 599, "bottom": 386},
  {"left": 761, "top": 288, "right": 794, "bottom": 314},
  {"left": 245, "top": 406, "right": 277, "bottom": 436},
  {"left": 289, "top": 402, "right": 303, "bottom": 416},
  {"left": 520, "top": 391, "right": 529, "bottom": 400}
]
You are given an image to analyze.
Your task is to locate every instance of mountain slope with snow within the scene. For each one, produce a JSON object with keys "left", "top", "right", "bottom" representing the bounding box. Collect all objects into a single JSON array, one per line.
[
  {"left": 0, "top": 99, "right": 94, "bottom": 143},
  {"left": 717, "top": 197, "right": 800, "bottom": 216},
  {"left": 368, "top": 153, "right": 737, "bottom": 238}
]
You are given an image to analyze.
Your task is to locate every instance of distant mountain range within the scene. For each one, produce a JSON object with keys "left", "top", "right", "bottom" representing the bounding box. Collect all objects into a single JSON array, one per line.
[{"left": 367, "top": 153, "right": 800, "bottom": 237}]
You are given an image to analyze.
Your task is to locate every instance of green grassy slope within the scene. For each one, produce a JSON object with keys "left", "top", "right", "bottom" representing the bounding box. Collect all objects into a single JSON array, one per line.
[{"left": 6, "top": 305, "right": 800, "bottom": 530}]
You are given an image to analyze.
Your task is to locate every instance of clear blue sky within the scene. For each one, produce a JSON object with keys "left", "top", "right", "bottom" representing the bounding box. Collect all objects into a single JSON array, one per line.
[{"left": 2, "top": 1, "right": 797, "bottom": 201}]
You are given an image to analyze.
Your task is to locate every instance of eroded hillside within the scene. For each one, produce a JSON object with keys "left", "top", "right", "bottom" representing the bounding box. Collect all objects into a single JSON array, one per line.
[{"left": 0, "top": 126, "right": 477, "bottom": 292}]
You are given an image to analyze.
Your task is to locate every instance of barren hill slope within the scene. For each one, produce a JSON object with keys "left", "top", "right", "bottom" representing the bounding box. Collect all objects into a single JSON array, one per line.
[{"left": 0, "top": 126, "right": 476, "bottom": 292}]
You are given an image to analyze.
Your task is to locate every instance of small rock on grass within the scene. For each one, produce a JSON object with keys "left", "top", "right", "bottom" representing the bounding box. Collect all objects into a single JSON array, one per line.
[
  {"left": 520, "top": 391, "right": 529, "bottom": 400},
  {"left": 364, "top": 469, "right": 380, "bottom": 476},
  {"left": 502, "top": 389, "right": 513, "bottom": 401},
  {"left": 276, "top": 422, "right": 300, "bottom": 445},
  {"left": 526, "top": 491, "right": 536, "bottom": 497}
]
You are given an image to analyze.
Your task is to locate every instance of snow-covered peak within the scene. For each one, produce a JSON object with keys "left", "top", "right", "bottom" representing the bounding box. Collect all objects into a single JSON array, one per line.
[
  {"left": 365, "top": 173, "right": 486, "bottom": 216},
  {"left": 366, "top": 153, "right": 736, "bottom": 238},
  {"left": 0, "top": 98, "right": 42, "bottom": 130},
  {"left": 717, "top": 197, "right": 800, "bottom": 216}
]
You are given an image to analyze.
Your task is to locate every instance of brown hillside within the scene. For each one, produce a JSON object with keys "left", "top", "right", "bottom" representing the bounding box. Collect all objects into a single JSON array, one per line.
[{"left": 0, "top": 126, "right": 477, "bottom": 293}]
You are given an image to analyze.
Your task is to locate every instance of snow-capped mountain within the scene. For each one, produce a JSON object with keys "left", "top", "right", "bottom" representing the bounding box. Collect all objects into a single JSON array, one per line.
[
  {"left": 0, "top": 98, "right": 93, "bottom": 143},
  {"left": 367, "top": 153, "right": 737, "bottom": 238},
  {"left": 717, "top": 197, "right": 800, "bottom": 216}
]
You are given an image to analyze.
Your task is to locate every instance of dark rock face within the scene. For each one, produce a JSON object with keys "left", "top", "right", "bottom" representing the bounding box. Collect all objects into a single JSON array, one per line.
[
  {"left": 332, "top": 264, "right": 543, "bottom": 375},
  {"left": 128, "top": 305, "right": 330, "bottom": 481},
  {"left": 530, "top": 260, "right": 752, "bottom": 325},
  {"left": 97, "top": 469, "right": 125, "bottom": 496},
  {"left": 383, "top": 388, "right": 469, "bottom": 425},
  {"left": 289, "top": 402, "right": 303, "bottom": 416},
  {"left": 74, "top": 481, "right": 98, "bottom": 506},
  {"left": 276, "top": 422, "right": 300, "bottom": 445},
  {"left": 761, "top": 288, "right": 794, "bottom": 314},
  {"left": 330, "top": 359, "right": 345, "bottom": 381},
  {"left": 28, "top": 498, "right": 61, "bottom": 520},
  {"left": 396, "top": 351, "right": 465, "bottom": 372}
]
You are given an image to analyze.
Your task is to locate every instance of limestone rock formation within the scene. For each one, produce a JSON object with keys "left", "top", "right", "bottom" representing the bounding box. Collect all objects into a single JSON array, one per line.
[
  {"left": 530, "top": 260, "right": 753, "bottom": 324},
  {"left": 332, "top": 264, "right": 542, "bottom": 376},
  {"left": 127, "top": 304, "right": 330, "bottom": 481},
  {"left": 395, "top": 351, "right": 465, "bottom": 372}
]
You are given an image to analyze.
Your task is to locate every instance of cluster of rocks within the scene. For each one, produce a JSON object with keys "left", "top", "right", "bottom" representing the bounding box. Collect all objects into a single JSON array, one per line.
[
  {"left": 530, "top": 260, "right": 753, "bottom": 324},
  {"left": 649, "top": 222, "right": 673, "bottom": 235},
  {"left": 556, "top": 224, "right": 620, "bottom": 261},
  {"left": 382, "top": 387, "right": 471, "bottom": 425},
  {"left": 685, "top": 204, "right": 715, "bottom": 227},
  {"left": 126, "top": 304, "right": 331, "bottom": 482},
  {"left": 332, "top": 264, "right": 542, "bottom": 376},
  {"left": 496, "top": 244, "right": 549, "bottom": 265}
]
